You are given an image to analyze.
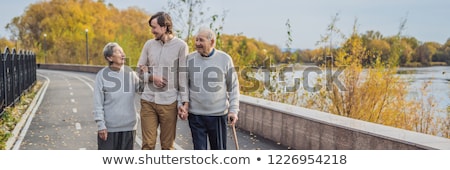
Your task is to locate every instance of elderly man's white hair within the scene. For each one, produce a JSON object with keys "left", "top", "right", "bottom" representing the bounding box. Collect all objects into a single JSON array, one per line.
[{"left": 197, "top": 27, "right": 216, "bottom": 41}]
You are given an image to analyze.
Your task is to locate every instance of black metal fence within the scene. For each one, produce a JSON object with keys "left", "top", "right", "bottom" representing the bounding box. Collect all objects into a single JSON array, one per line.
[{"left": 0, "top": 47, "right": 37, "bottom": 117}]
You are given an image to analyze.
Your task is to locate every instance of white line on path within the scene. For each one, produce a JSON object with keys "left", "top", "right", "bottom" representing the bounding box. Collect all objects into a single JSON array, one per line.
[
  {"left": 74, "top": 76, "right": 93, "bottom": 91},
  {"left": 75, "top": 123, "right": 82, "bottom": 130}
]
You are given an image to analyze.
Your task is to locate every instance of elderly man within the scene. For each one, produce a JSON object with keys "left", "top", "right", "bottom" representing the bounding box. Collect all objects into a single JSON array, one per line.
[{"left": 184, "top": 27, "right": 240, "bottom": 150}]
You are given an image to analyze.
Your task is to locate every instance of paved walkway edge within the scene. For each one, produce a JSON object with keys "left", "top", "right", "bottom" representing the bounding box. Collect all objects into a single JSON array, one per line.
[{"left": 6, "top": 74, "right": 50, "bottom": 150}]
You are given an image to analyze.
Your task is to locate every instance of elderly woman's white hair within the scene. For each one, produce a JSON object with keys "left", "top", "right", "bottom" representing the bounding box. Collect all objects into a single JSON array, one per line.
[{"left": 102, "top": 42, "right": 120, "bottom": 65}]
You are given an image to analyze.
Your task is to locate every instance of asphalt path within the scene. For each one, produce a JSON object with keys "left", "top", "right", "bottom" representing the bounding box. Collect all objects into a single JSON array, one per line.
[{"left": 14, "top": 69, "right": 288, "bottom": 150}]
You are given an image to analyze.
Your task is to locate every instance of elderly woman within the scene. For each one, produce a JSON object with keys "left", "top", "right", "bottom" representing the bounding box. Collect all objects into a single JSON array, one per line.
[{"left": 92, "top": 42, "right": 146, "bottom": 150}]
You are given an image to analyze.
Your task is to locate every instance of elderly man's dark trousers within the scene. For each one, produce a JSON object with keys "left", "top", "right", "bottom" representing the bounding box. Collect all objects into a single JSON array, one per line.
[{"left": 188, "top": 114, "right": 227, "bottom": 150}]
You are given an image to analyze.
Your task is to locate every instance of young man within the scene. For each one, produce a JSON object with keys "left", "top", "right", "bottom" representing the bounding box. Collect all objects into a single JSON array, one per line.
[{"left": 136, "top": 12, "right": 189, "bottom": 150}]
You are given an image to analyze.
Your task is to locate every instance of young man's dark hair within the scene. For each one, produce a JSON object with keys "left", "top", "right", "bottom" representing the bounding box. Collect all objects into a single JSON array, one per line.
[{"left": 148, "top": 12, "right": 173, "bottom": 34}]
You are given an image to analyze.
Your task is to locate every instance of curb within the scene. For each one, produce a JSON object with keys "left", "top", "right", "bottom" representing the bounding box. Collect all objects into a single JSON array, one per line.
[{"left": 5, "top": 75, "right": 50, "bottom": 150}]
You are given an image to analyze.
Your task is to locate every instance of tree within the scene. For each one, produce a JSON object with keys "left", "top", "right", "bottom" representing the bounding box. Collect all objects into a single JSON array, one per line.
[
  {"left": 434, "top": 38, "right": 450, "bottom": 64},
  {"left": 315, "top": 13, "right": 345, "bottom": 66},
  {"left": 0, "top": 38, "right": 15, "bottom": 50},
  {"left": 6, "top": 0, "right": 151, "bottom": 66},
  {"left": 398, "top": 37, "right": 417, "bottom": 65},
  {"left": 165, "top": 0, "right": 209, "bottom": 49},
  {"left": 366, "top": 39, "right": 390, "bottom": 65},
  {"left": 386, "top": 16, "right": 408, "bottom": 67},
  {"left": 415, "top": 42, "right": 440, "bottom": 66},
  {"left": 303, "top": 15, "right": 443, "bottom": 136}
]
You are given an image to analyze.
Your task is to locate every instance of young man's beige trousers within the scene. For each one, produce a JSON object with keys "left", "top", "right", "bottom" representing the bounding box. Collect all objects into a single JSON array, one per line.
[{"left": 140, "top": 100, "right": 178, "bottom": 150}]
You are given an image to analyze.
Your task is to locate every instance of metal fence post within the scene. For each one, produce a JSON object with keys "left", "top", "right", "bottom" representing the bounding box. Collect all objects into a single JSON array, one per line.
[{"left": 0, "top": 49, "right": 4, "bottom": 115}]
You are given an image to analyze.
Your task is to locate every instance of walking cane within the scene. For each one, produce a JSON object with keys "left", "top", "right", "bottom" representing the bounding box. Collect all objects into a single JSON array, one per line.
[{"left": 231, "top": 124, "right": 239, "bottom": 150}]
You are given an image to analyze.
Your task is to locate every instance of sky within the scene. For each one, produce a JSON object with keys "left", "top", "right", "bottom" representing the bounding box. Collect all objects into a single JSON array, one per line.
[{"left": 1, "top": 0, "right": 449, "bottom": 49}]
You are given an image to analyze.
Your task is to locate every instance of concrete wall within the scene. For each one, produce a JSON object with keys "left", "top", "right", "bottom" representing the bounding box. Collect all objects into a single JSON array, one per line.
[
  {"left": 37, "top": 63, "right": 104, "bottom": 73},
  {"left": 37, "top": 64, "right": 450, "bottom": 150},
  {"left": 238, "top": 95, "right": 450, "bottom": 150}
]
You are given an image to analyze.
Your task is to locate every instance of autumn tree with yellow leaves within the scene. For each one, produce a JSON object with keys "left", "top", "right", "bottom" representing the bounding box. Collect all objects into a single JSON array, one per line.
[
  {"left": 6, "top": 0, "right": 151, "bottom": 66},
  {"left": 305, "top": 15, "right": 448, "bottom": 138}
]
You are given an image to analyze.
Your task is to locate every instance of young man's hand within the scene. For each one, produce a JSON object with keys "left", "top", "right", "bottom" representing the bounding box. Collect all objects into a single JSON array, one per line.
[
  {"left": 151, "top": 75, "right": 167, "bottom": 88},
  {"left": 178, "top": 102, "right": 189, "bottom": 120}
]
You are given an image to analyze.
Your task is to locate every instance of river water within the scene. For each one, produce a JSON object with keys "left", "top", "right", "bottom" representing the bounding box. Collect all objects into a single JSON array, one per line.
[
  {"left": 253, "top": 65, "right": 450, "bottom": 118},
  {"left": 397, "top": 66, "right": 450, "bottom": 117}
]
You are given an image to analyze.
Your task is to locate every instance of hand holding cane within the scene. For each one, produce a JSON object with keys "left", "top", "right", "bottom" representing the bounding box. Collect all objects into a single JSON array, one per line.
[{"left": 228, "top": 114, "right": 239, "bottom": 150}]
